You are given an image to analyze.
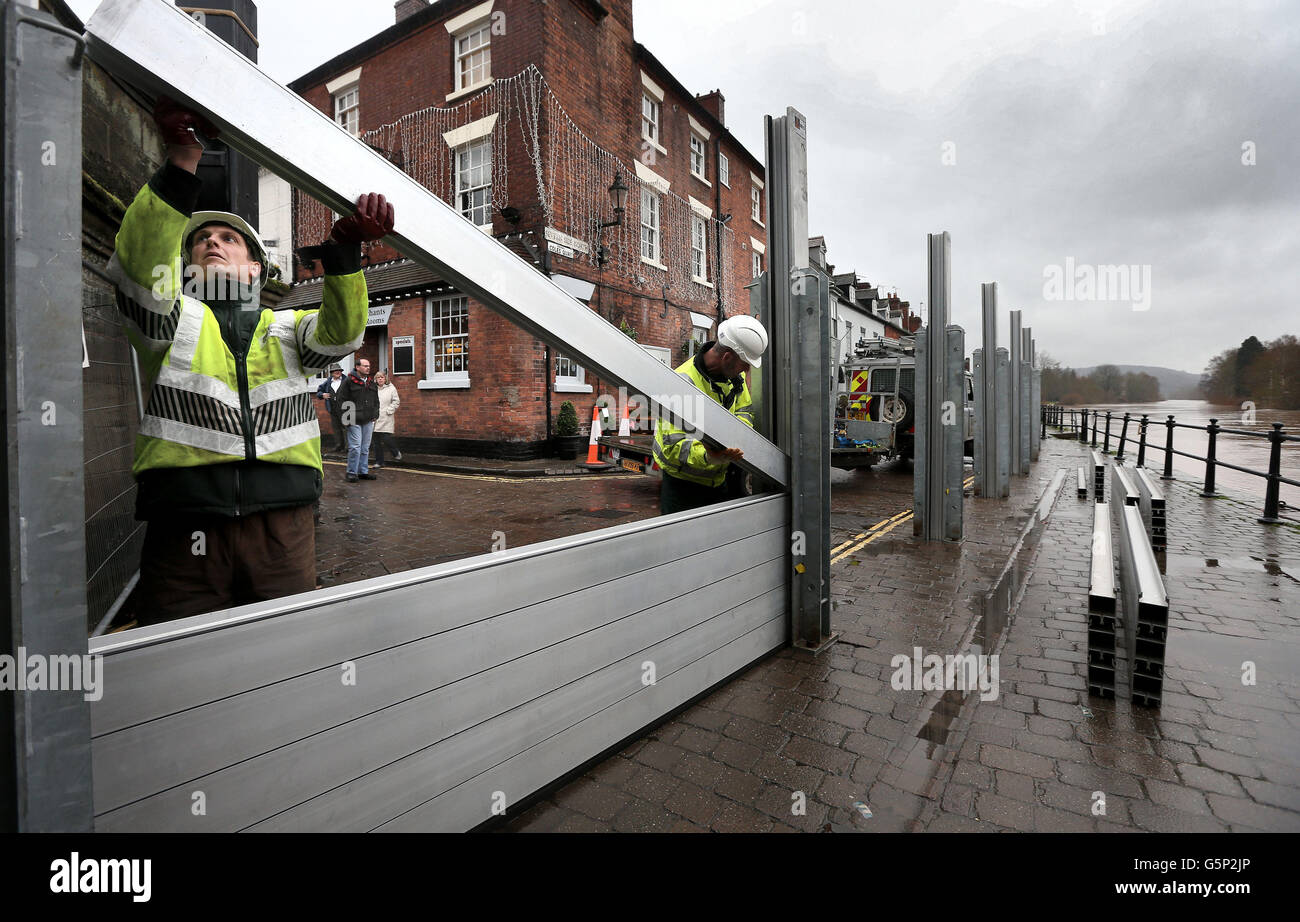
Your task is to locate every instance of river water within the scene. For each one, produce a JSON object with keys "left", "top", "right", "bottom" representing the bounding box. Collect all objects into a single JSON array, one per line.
[{"left": 1058, "top": 399, "right": 1300, "bottom": 512}]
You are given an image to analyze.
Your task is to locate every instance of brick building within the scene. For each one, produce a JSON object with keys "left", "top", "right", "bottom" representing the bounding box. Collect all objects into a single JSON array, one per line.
[{"left": 279, "top": 0, "right": 769, "bottom": 458}]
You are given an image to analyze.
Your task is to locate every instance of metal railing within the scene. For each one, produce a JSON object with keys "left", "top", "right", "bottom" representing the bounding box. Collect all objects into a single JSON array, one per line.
[{"left": 1042, "top": 405, "right": 1298, "bottom": 523}]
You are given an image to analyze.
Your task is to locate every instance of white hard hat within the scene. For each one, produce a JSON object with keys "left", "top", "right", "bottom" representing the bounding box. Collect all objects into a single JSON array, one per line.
[
  {"left": 717, "top": 315, "right": 769, "bottom": 368},
  {"left": 182, "top": 210, "right": 280, "bottom": 281}
]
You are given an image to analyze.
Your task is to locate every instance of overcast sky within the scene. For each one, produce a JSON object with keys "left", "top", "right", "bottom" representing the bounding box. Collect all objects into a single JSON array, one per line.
[{"left": 68, "top": 0, "right": 1298, "bottom": 375}]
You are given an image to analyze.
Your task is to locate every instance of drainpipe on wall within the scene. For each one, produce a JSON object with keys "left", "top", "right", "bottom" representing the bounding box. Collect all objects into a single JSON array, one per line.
[{"left": 713, "top": 135, "right": 725, "bottom": 326}]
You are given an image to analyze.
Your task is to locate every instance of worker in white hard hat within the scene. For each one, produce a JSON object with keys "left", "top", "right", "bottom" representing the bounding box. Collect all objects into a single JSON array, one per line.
[{"left": 653, "top": 315, "right": 769, "bottom": 514}]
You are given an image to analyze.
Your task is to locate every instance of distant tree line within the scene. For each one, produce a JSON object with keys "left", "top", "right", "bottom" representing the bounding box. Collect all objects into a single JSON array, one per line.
[
  {"left": 1200, "top": 335, "right": 1300, "bottom": 409},
  {"left": 1040, "top": 358, "right": 1161, "bottom": 405}
]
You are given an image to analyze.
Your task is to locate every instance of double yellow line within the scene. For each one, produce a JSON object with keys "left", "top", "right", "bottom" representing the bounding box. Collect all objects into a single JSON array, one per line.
[{"left": 830, "top": 476, "right": 974, "bottom": 565}]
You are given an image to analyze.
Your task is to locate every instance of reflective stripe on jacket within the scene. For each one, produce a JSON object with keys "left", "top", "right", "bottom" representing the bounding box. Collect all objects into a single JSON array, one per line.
[
  {"left": 108, "top": 164, "right": 367, "bottom": 515},
  {"left": 653, "top": 343, "right": 753, "bottom": 488}
]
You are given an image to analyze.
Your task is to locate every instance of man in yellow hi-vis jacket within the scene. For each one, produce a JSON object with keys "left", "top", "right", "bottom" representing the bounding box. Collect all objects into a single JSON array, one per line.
[
  {"left": 653, "top": 316, "right": 769, "bottom": 514},
  {"left": 109, "top": 97, "right": 395, "bottom": 625}
]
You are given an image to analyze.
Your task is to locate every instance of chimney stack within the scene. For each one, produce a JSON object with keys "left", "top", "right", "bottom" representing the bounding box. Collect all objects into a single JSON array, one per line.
[
  {"left": 696, "top": 89, "right": 725, "bottom": 126},
  {"left": 395, "top": 0, "right": 429, "bottom": 23}
]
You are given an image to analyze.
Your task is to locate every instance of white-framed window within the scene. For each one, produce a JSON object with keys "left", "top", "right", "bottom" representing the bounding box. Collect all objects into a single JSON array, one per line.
[
  {"left": 420, "top": 295, "right": 470, "bottom": 389},
  {"left": 642, "top": 94, "right": 659, "bottom": 145},
  {"left": 691, "top": 214, "right": 708, "bottom": 283},
  {"left": 554, "top": 354, "right": 592, "bottom": 393},
  {"left": 689, "top": 312, "right": 712, "bottom": 358},
  {"left": 455, "top": 21, "right": 491, "bottom": 92},
  {"left": 719, "top": 152, "right": 730, "bottom": 187},
  {"left": 690, "top": 134, "right": 707, "bottom": 181},
  {"left": 640, "top": 186, "right": 660, "bottom": 264},
  {"left": 752, "top": 251, "right": 762, "bottom": 279},
  {"left": 333, "top": 85, "right": 359, "bottom": 136},
  {"left": 751, "top": 185, "right": 762, "bottom": 223},
  {"left": 454, "top": 137, "right": 492, "bottom": 229}
]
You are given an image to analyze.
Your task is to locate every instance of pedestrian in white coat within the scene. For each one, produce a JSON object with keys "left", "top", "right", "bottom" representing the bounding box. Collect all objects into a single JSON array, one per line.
[{"left": 373, "top": 371, "right": 402, "bottom": 468}]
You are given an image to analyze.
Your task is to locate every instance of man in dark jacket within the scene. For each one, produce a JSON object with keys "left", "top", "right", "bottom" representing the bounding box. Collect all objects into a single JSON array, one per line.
[
  {"left": 315, "top": 364, "right": 347, "bottom": 451},
  {"left": 336, "top": 358, "right": 381, "bottom": 482}
]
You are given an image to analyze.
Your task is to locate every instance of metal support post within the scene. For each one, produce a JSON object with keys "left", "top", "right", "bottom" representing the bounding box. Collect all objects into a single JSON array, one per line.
[
  {"left": 1162, "top": 415, "right": 1175, "bottom": 479},
  {"left": 1019, "top": 360, "right": 1032, "bottom": 473},
  {"left": 914, "top": 232, "right": 963, "bottom": 540},
  {"left": 1202, "top": 418, "right": 1219, "bottom": 496},
  {"left": 1027, "top": 332, "right": 1040, "bottom": 460},
  {"left": 994, "top": 347, "right": 1011, "bottom": 497},
  {"left": 1116, "top": 412, "right": 1130, "bottom": 462},
  {"left": 1009, "top": 310, "right": 1021, "bottom": 475},
  {"left": 2, "top": 1, "right": 92, "bottom": 831},
  {"left": 1260, "top": 423, "right": 1284, "bottom": 524},
  {"left": 765, "top": 107, "right": 829, "bottom": 650},
  {"left": 976, "top": 282, "right": 998, "bottom": 498},
  {"left": 973, "top": 347, "right": 986, "bottom": 496}
]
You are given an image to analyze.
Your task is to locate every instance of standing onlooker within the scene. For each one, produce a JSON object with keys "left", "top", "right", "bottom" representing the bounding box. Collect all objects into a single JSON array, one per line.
[
  {"left": 336, "top": 357, "right": 380, "bottom": 482},
  {"left": 315, "top": 363, "right": 347, "bottom": 451},
  {"left": 373, "top": 371, "right": 403, "bottom": 468}
]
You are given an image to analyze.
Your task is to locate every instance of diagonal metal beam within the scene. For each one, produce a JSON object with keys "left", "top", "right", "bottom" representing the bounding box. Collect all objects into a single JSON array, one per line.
[{"left": 84, "top": 0, "right": 788, "bottom": 486}]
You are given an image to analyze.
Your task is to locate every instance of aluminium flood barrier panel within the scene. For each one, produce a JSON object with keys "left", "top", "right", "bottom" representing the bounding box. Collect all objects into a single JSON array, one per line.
[{"left": 90, "top": 494, "right": 789, "bottom": 831}]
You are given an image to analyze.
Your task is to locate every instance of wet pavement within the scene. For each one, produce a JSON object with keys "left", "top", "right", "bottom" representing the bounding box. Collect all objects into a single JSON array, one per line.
[
  {"left": 313, "top": 457, "right": 656, "bottom": 588},
  {"left": 491, "top": 432, "right": 1300, "bottom": 833}
]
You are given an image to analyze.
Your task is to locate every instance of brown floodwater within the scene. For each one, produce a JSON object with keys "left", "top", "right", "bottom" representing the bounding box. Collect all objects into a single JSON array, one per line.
[{"left": 1058, "top": 399, "right": 1300, "bottom": 512}]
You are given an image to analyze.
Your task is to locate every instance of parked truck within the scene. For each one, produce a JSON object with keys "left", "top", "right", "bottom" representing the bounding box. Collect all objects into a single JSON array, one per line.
[{"left": 832, "top": 334, "right": 974, "bottom": 470}]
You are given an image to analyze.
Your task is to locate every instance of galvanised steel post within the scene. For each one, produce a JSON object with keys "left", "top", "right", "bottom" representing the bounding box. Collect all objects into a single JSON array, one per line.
[
  {"left": 1202, "top": 418, "right": 1220, "bottom": 496},
  {"left": 1028, "top": 333, "right": 1040, "bottom": 461},
  {"left": 1116, "top": 412, "right": 1130, "bottom": 462},
  {"left": 1104, "top": 411, "right": 1112, "bottom": 453},
  {"left": 1162, "top": 415, "right": 1176, "bottom": 479},
  {"left": 995, "top": 347, "right": 1011, "bottom": 497},
  {"left": 1260, "top": 423, "right": 1284, "bottom": 524},
  {"left": 978, "top": 282, "right": 998, "bottom": 498},
  {"left": 1137, "top": 414, "right": 1149, "bottom": 468},
  {"left": 915, "top": 232, "right": 961, "bottom": 540},
  {"left": 2, "top": 1, "right": 92, "bottom": 831},
  {"left": 972, "top": 347, "right": 986, "bottom": 496},
  {"left": 1019, "top": 361, "right": 1032, "bottom": 473},
  {"left": 1009, "top": 311, "right": 1022, "bottom": 476}
]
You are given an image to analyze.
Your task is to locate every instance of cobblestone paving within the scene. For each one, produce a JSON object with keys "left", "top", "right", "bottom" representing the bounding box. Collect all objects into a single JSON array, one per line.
[{"left": 503, "top": 433, "right": 1300, "bottom": 832}]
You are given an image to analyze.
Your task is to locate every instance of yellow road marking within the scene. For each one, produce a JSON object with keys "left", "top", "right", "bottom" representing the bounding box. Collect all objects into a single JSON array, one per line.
[{"left": 831, "top": 475, "right": 975, "bottom": 565}]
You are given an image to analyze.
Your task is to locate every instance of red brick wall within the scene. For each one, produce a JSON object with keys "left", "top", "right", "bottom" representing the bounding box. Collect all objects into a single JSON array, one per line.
[{"left": 297, "top": 0, "right": 767, "bottom": 455}]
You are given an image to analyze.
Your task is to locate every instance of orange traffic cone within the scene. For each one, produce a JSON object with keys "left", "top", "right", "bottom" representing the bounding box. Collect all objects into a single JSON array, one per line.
[{"left": 582, "top": 404, "right": 612, "bottom": 469}]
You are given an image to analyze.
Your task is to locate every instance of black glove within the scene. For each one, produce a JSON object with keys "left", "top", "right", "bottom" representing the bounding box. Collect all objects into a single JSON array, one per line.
[
  {"left": 152, "top": 95, "right": 219, "bottom": 148},
  {"left": 330, "top": 193, "right": 395, "bottom": 244}
]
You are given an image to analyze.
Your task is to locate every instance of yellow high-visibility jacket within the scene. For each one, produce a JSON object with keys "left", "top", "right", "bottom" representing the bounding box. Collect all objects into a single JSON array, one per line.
[
  {"left": 108, "top": 162, "right": 367, "bottom": 518},
  {"left": 653, "top": 343, "right": 755, "bottom": 488}
]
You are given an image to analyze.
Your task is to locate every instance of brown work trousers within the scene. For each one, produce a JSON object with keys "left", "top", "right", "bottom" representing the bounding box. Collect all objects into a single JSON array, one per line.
[{"left": 133, "top": 505, "right": 316, "bottom": 626}]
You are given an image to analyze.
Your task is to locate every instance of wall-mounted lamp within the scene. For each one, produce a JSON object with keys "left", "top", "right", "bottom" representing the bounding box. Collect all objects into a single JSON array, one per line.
[
  {"left": 600, "top": 171, "right": 628, "bottom": 228},
  {"left": 596, "top": 171, "right": 628, "bottom": 267}
]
